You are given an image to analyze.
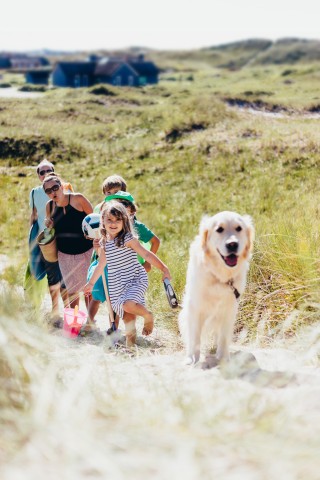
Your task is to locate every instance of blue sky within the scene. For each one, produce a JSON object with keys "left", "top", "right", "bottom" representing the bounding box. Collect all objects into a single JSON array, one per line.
[{"left": 1, "top": 0, "right": 319, "bottom": 51}]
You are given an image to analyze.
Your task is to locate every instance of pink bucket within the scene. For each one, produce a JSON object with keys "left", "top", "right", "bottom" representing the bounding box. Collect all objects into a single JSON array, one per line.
[{"left": 63, "top": 307, "right": 87, "bottom": 338}]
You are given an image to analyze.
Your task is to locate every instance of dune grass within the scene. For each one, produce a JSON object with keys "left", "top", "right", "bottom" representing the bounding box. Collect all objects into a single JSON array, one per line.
[
  {"left": 1, "top": 66, "right": 320, "bottom": 337},
  {"left": 1, "top": 61, "right": 320, "bottom": 478}
]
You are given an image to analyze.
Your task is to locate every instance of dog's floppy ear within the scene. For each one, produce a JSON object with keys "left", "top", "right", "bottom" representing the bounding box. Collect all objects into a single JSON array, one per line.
[
  {"left": 199, "top": 215, "right": 211, "bottom": 250},
  {"left": 243, "top": 215, "right": 255, "bottom": 257}
]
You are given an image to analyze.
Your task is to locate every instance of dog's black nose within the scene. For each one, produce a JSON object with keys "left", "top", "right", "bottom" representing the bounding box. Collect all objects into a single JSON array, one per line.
[{"left": 226, "top": 241, "right": 238, "bottom": 253}]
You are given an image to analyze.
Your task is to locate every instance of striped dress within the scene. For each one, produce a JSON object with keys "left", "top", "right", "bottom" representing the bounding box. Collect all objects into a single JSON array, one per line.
[{"left": 106, "top": 232, "right": 148, "bottom": 318}]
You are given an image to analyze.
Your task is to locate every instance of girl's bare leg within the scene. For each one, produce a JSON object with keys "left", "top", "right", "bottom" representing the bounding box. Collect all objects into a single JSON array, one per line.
[
  {"left": 49, "top": 283, "right": 60, "bottom": 316},
  {"left": 67, "top": 293, "right": 80, "bottom": 309},
  {"left": 123, "top": 301, "right": 154, "bottom": 336},
  {"left": 123, "top": 311, "right": 137, "bottom": 347},
  {"left": 84, "top": 293, "right": 92, "bottom": 311},
  {"left": 88, "top": 299, "right": 100, "bottom": 322},
  {"left": 60, "top": 285, "right": 69, "bottom": 308}
]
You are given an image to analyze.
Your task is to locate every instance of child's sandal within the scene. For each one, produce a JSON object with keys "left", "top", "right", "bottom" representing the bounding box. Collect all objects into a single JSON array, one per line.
[{"left": 80, "top": 321, "right": 96, "bottom": 335}]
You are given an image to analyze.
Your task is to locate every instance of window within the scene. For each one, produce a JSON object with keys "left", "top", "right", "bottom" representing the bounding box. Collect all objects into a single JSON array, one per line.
[
  {"left": 139, "top": 76, "right": 147, "bottom": 86},
  {"left": 74, "top": 75, "right": 80, "bottom": 88},
  {"left": 82, "top": 75, "right": 89, "bottom": 87}
]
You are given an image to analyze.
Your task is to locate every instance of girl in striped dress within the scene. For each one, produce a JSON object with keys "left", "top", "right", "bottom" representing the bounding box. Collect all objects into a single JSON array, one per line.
[{"left": 84, "top": 201, "right": 171, "bottom": 346}]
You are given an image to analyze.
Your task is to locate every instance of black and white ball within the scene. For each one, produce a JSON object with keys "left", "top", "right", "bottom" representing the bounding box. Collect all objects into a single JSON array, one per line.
[{"left": 82, "top": 213, "right": 101, "bottom": 239}]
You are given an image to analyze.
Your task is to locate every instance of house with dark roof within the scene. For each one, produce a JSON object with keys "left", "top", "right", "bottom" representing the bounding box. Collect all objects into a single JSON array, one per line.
[
  {"left": 0, "top": 53, "right": 50, "bottom": 70},
  {"left": 52, "top": 55, "right": 159, "bottom": 88},
  {"left": 10, "top": 56, "right": 49, "bottom": 69},
  {"left": 0, "top": 55, "right": 11, "bottom": 69},
  {"left": 25, "top": 68, "right": 51, "bottom": 85},
  {"left": 127, "top": 58, "right": 159, "bottom": 85},
  {"left": 52, "top": 62, "right": 96, "bottom": 87},
  {"left": 94, "top": 59, "right": 139, "bottom": 86}
]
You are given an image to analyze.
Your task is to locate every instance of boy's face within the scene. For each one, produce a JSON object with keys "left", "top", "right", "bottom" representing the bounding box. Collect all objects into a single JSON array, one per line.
[{"left": 104, "top": 187, "right": 120, "bottom": 196}]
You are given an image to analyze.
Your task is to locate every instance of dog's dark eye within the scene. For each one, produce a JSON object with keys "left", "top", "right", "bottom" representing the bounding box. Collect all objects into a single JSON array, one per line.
[
  {"left": 235, "top": 226, "right": 242, "bottom": 232},
  {"left": 216, "top": 226, "right": 224, "bottom": 233}
]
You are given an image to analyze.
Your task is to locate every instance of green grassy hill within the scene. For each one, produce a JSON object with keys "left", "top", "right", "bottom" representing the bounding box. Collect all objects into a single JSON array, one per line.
[
  {"left": 251, "top": 38, "right": 320, "bottom": 65},
  {"left": 41, "top": 37, "right": 320, "bottom": 72},
  {"left": 142, "top": 37, "right": 320, "bottom": 71},
  {"left": 1, "top": 56, "right": 320, "bottom": 480},
  {"left": 1, "top": 62, "right": 320, "bottom": 336}
]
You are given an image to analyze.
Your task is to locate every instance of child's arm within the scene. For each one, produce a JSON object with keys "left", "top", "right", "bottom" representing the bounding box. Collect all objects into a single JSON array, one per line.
[
  {"left": 127, "top": 238, "right": 170, "bottom": 280},
  {"left": 83, "top": 251, "right": 107, "bottom": 295},
  {"left": 150, "top": 234, "right": 160, "bottom": 254},
  {"left": 143, "top": 234, "right": 160, "bottom": 272},
  {"left": 93, "top": 238, "right": 101, "bottom": 255}
]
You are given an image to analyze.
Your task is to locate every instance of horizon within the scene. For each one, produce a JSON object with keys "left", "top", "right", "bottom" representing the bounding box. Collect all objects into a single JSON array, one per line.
[
  {"left": 1, "top": 0, "right": 319, "bottom": 52},
  {"left": 1, "top": 35, "right": 320, "bottom": 55},
  {"left": 0, "top": 37, "right": 320, "bottom": 55}
]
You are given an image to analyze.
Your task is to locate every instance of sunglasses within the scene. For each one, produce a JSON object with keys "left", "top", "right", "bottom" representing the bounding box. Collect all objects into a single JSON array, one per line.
[
  {"left": 44, "top": 184, "right": 60, "bottom": 195},
  {"left": 39, "top": 169, "right": 53, "bottom": 176}
]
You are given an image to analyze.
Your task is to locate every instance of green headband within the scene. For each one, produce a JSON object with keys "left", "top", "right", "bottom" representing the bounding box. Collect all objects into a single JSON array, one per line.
[{"left": 104, "top": 191, "right": 135, "bottom": 204}]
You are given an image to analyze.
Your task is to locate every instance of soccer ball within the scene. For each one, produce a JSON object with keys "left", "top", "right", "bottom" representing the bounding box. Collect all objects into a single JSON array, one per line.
[{"left": 82, "top": 213, "right": 101, "bottom": 239}]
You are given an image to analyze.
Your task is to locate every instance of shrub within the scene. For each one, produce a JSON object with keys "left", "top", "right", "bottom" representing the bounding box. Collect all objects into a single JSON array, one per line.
[{"left": 18, "top": 85, "right": 47, "bottom": 92}]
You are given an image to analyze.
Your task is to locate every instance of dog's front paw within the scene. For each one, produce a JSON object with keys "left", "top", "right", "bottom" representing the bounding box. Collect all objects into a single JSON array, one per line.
[
  {"left": 183, "top": 353, "right": 200, "bottom": 366},
  {"left": 184, "top": 356, "right": 194, "bottom": 366},
  {"left": 200, "top": 354, "right": 220, "bottom": 370}
]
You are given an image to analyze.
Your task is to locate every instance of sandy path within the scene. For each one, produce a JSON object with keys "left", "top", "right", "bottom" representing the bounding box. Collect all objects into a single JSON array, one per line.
[
  {"left": 0, "top": 87, "right": 42, "bottom": 99},
  {"left": 2, "top": 255, "right": 320, "bottom": 479}
]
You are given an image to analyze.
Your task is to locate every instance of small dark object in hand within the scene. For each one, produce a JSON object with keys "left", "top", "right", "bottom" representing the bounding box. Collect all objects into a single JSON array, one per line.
[
  {"left": 163, "top": 279, "right": 179, "bottom": 308},
  {"left": 107, "top": 323, "right": 117, "bottom": 335}
]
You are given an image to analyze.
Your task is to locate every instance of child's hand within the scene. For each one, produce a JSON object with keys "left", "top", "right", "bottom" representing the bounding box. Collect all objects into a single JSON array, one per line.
[
  {"left": 83, "top": 282, "right": 93, "bottom": 296},
  {"left": 162, "top": 267, "right": 171, "bottom": 281}
]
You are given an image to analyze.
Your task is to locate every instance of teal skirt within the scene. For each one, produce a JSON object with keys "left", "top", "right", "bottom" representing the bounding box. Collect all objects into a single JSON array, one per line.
[{"left": 87, "top": 259, "right": 108, "bottom": 303}]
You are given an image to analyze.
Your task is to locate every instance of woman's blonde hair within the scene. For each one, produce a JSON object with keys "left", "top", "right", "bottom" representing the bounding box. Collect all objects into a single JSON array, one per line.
[{"left": 100, "top": 201, "right": 136, "bottom": 247}]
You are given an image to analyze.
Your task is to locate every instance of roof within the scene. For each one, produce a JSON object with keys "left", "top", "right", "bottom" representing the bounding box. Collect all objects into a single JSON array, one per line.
[
  {"left": 94, "top": 60, "right": 123, "bottom": 76},
  {"left": 26, "top": 69, "right": 51, "bottom": 75},
  {"left": 94, "top": 60, "right": 138, "bottom": 77},
  {"left": 128, "top": 61, "right": 159, "bottom": 75},
  {"left": 55, "top": 62, "right": 96, "bottom": 75},
  {"left": 10, "top": 56, "right": 50, "bottom": 66}
]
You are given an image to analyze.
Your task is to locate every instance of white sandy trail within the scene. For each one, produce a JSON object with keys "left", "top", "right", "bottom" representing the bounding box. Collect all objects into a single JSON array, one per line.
[{"left": 1, "top": 272, "right": 320, "bottom": 479}]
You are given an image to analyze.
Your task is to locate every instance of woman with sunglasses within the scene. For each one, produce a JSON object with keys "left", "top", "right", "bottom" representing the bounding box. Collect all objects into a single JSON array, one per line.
[
  {"left": 29, "top": 159, "right": 68, "bottom": 326},
  {"left": 43, "top": 173, "right": 93, "bottom": 310}
]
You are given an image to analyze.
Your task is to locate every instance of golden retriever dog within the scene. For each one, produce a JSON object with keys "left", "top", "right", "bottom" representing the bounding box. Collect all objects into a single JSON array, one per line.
[{"left": 179, "top": 211, "right": 254, "bottom": 365}]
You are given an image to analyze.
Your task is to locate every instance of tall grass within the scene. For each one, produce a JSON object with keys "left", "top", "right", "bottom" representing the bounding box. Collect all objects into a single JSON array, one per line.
[
  {"left": 237, "top": 195, "right": 320, "bottom": 341},
  {"left": 0, "top": 66, "right": 320, "bottom": 329},
  {"left": 1, "top": 62, "right": 320, "bottom": 478}
]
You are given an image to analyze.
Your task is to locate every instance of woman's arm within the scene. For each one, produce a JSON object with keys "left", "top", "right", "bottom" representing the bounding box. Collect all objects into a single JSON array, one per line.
[
  {"left": 30, "top": 207, "right": 37, "bottom": 226},
  {"left": 127, "top": 238, "right": 170, "bottom": 280},
  {"left": 83, "top": 252, "right": 107, "bottom": 294},
  {"left": 71, "top": 193, "right": 93, "bottom": 214},
  {"left": 44, "top": 200, "right": 54, "bottom": 228}
]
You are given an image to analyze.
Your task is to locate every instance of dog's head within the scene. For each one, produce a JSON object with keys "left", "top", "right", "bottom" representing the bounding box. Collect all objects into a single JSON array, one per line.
[{"left": 200, "top": 211, "right": 254, "bottom": 269}]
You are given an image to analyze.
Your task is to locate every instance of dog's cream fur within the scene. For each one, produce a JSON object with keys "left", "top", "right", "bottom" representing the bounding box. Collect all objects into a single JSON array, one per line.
[{"left": 179, "top": 211, "right": 254, "bottom": 364}]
